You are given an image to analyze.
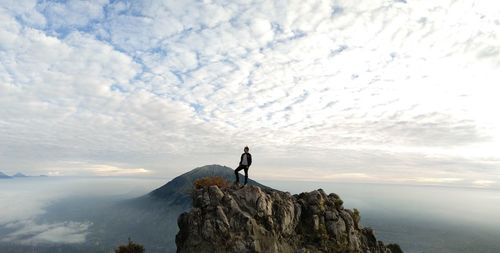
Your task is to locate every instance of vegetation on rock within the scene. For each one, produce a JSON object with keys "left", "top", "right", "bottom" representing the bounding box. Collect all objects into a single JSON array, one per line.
[
  {"left": 387, "top": 243, "right": 404, "bottom": 253},
  {"left": 334, "top": 197, "right": 344, "bottom": 209},
  {"left": 193, "top": 176, "right": 230, "bottom": 189},
  {"left": 115, "top": 238, "right": 145, "bottom": 253}
]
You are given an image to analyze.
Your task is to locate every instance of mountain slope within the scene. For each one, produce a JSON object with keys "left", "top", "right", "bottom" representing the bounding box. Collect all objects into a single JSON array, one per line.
[
  {"left": 13, "top": 172, "right": 28, "bottom": 177},
  {"left": 0, "top": 172, "right": 12, "bottom": 179},
  {"left": 147, "top": 164, "right": 271, "bottom": 207}
]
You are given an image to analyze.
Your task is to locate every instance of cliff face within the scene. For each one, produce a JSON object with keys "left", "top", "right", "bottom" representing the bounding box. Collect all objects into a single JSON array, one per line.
[{"left": 176, "top": 185, "right": 395, "bottom": 253}]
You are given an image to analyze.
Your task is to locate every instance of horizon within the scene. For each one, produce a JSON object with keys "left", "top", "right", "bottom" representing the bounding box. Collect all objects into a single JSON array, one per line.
[
  {"left": 3, "top": 164, "right": 500, "bottom": 192},
  {"left": 1, "top": 0, "right": 500, "bottom": 190}
]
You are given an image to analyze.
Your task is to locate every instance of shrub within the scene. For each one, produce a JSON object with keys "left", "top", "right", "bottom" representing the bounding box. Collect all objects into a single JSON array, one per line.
[
  {"left": 193, "top": 176, "right": 230, "bottom": 189},
  {"left": 352, "top": 208, "right": 361, "bottom": 224},
  {"left": 115, "top": 238, "right": 145, "bottom": 253},
  {"left": 351, "top": 208, "right": 361, "bottom": 229},
  {"left": 334, "top": 198, "right": 343, "bottom": 209},
  {"left": 387, "top": 243, "right": 404, "bottom": 253}
]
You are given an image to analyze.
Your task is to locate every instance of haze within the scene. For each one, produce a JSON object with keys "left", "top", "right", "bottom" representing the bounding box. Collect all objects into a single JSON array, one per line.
[{"left": 1, "top": 177, "right": 499, "bottom": 252}]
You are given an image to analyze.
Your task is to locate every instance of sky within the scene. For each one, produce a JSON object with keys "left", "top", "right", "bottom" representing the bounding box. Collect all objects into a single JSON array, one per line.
[{"left": 1, "top": 0, "right": 500, "bottom": 188}]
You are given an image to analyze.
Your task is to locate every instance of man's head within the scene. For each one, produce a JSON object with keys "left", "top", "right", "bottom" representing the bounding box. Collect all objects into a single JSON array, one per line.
[{"left": 244, "top": 146, "right": 249, "bottom": 153}]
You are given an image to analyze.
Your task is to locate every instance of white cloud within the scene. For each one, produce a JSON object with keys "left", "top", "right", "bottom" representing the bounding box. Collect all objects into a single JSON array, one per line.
[
  {"left": 473, "top": 180, "right": 496, "bottom": 187},
  {"left": 0, "top": 0, "right": 499, "bottom": 186},
  {"left": 414, "top": 177, "right": 464, "bottom": 184},
  {"left": 0, "top": 177, "right": 163, "bottom": 245},
  {"left": 48, "top": 162, "right": 151, "bottom": 176},
  {"left": 37, "top": 0, "right": 107, "bottom": 30},
  {"left": 2, "top": 220, "right": 91, "bottom": 244}
]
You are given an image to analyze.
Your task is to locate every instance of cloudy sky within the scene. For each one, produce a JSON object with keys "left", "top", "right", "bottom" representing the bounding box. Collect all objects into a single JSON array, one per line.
[{"left": 1, "top": 0, "right": 499, "bottom": 187}]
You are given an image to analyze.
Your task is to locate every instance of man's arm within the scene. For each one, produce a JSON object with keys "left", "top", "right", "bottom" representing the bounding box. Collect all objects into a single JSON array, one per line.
[
  {"left": 248, "top": 153, "right": 252, "bottom": 167},
  {"left": 239, "top": 153, "right": 244, "bottom": 165}
]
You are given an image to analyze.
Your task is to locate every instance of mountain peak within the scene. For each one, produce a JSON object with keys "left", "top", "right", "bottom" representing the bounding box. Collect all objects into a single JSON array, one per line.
[
  {"left": 13, "top": 172, "right": 27, "bottom": 177},
  {"left": 147, "top": 164, "right": 271, "bottom": 207},
  {"left": 176, "top": 184, "right": 401, "bottom": 253},
  {"left": 0, "top": 171, "right": 12, "bottom": 179}
]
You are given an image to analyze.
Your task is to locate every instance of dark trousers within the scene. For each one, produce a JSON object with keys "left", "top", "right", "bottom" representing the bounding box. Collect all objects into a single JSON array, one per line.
[{"left": 234, "top": 165, "right": 249, "bottom": 184}]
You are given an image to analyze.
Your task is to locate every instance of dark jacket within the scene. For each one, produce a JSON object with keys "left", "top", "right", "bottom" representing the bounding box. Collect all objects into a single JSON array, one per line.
[{"left": 239, "top": 153, "right": 252, "bottom": 167}]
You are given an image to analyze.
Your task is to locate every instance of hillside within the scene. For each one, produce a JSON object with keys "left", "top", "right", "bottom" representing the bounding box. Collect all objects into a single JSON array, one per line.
[{"left": 147, "top": 164, "right": 271, "bottom": 207}]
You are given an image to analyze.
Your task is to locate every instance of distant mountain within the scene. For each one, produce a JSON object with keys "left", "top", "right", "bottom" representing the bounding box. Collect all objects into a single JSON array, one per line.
[
  {"left": 13, "top": 172, "right": 28, "bottom": 177},
  {"left": 147, "top": 164, "right": 272, "bottom": 207},
  {"left": 0, "top": 171, "right": 12, "bottom": 179}
]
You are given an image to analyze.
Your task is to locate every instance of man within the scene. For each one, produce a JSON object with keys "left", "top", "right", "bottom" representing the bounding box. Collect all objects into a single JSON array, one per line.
[{"left": 234, "top": 146, "right": 252, "bottom": 185}]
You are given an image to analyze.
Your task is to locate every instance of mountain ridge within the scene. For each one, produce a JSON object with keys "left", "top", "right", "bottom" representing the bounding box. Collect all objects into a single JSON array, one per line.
[
  {"left": 13, "top": 172, "right": 28, "bottom": 177},
  {"left": 0, "top": 171, "right": 12, "bottom": 179}
]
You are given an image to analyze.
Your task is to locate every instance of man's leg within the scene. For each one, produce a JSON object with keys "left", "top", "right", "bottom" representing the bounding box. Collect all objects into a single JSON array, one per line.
[
  {"left": 243, "top": 166, "right": 249, "bottom": 185},
  {"left": 234, "top": 165, "right": 243, "bottom": 183}
]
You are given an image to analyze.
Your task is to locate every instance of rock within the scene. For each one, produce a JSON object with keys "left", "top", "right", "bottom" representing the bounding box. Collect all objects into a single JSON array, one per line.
[
  {"left": 176, "top": 185, "right": 399, "bottom": 253},
  {"left": 387, "top": 244, "right": 404, "bottom": 253}
]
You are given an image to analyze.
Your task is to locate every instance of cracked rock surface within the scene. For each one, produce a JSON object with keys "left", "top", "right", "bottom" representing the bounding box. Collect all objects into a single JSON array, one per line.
[{"left": 176, "top": 185, "right": 395, "bottom": 253}]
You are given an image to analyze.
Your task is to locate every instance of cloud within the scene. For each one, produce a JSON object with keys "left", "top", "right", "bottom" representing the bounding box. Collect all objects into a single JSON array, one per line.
[
  {"left": 2, "top": 220, "right": 91, "bottom": 244},
  {"left": 473, "top": 180, "right": 496, "bottom": 188},
  {"left": 0, "top": 0, "right": 499, "bottom": 186},
  {"left": 48, "top": 162, "right": 152, "bottom": 176},
  {"left": 0, "top": 176, "right": 161, "bottom": 227},
  {"left": 0, "top": 176, "right": 75, "bottom": 226},
  {"left": 0, "top": 179, "right": 91, "bottom": 244},
  {"left": 0, "top": 177, "right": 163, "bottom": 245},
  {"left": 414, "top": 177, "right": 464, "bottom": 184},
  {"left": 36, "top": 0, "right": 107, "bottom": 32},
  {"left": 86, "top": 164, "right": 150, "bottom": 176}
]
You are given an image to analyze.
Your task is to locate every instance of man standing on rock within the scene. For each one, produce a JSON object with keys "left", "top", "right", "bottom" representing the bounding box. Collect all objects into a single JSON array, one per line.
[{"left": 234, "top": 146, "right": 252, "bottom": 185}]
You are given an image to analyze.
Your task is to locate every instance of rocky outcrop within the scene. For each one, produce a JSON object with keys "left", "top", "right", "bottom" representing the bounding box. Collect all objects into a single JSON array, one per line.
[{"left": 176, "top": 185, "right": 397, "bottom": 253}]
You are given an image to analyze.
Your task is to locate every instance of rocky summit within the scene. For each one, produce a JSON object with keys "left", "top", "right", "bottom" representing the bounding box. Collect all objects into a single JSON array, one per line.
[{"left": 176, "top": 184, "right": 398, "bottom": 253}]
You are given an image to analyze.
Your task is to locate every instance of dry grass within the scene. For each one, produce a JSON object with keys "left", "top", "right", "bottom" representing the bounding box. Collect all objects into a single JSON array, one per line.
[
  {"left": 193, "top": 176, "right": 230, "bottom": 189},
  {"left": 115, "top": 238, "right": 144, "bottom": 253}
]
